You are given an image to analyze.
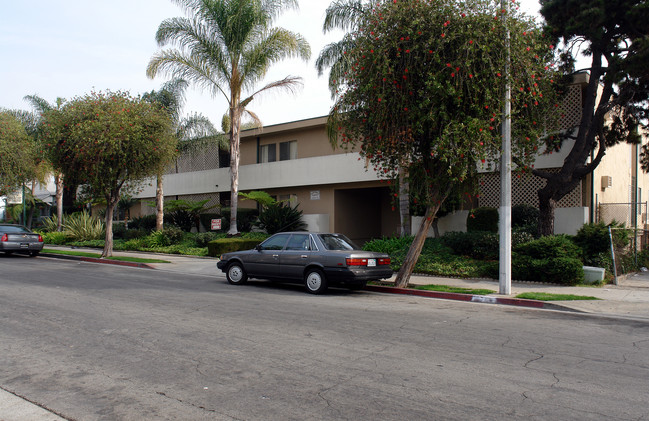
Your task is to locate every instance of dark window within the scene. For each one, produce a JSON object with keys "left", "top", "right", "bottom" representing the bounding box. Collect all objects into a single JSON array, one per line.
[
  {"left": 318, "top": 234, "right": 359, "bottom": 251},
  {"left": 279, "top": 140, "right": 297, "bottom": 160},
  {"left": 260, "top": 233, "right": 289, "bottom": 250},
  {"left": 260, "top": 144, "right": 276, "bottom": 163}
]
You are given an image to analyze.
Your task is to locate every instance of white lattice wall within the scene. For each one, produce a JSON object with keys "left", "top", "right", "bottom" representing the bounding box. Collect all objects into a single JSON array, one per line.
[
  {"left": 560, "top": 84, "right": 582, "bottom": 130},
  {"left": 478, "top": 170, "right": 582, "bottom": 208}
]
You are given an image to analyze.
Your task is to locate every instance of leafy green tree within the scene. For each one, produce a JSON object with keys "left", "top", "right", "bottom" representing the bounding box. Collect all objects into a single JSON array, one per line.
[
  {"left": 147, "top": 0, "right": 311, "bottom": 236},
  {"left": 535, "top": 0, "right": 649, "bottom": 235},
  {"left": 164, "top": 198, "right": 219, "bottom": 232},
  {"left": 142, "top": 79, "right": 225, "bottom": 231},
  {"left": 21, "top": 95, "right": 67, "bottom": 231},
  {"left": 41, "top": 90, "right": 177, "bottom": 257},
  {"left": 0, "top": 111, "right": 36, "bottom": 198},
  {"left": 328, "top": 0, "right": 559, "bottom": 287}
]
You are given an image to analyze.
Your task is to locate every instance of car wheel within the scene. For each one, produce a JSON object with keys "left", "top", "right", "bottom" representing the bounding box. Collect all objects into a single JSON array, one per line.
[
  {"left": 226, "top": 262, "right": 248, "bottom": 285},
  {"left": 305, "top": 268, "right": 328, "bottom": 294},
  {"left": 29, "top": 251, "right": 39, "bottom": 257}
]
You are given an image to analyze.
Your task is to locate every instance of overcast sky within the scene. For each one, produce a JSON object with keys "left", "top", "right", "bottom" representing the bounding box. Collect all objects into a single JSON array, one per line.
[{"left": 1, "top": 0, "right": 542, "bottom": 128}]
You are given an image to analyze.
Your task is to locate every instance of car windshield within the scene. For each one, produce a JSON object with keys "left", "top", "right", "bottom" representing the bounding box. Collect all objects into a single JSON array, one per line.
[
  {"left": 0, "top": 225, "right": 30, "bottom": 233},
  {"left": 317, "top": 234, "right": 359, "bottom": 251}
]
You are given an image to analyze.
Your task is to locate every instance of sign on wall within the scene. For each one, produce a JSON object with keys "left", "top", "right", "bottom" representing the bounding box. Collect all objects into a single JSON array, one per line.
[
  {"left": 310, "top": 191, "right": 320, "bottom": 201},
  {"left": 211, "top": 218, "right": 222, "bottom": 230}
]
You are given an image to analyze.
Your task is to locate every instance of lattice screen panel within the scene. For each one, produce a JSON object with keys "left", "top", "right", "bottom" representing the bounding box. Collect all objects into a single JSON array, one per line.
[
  {"left": 478, "top": 169, "right": 582, "bottom": 208},
  {"left": 165, "top": 146, "right": 220, "bottom": 175},
  {"left": 560, "top": 85, "right": 582, "bottom": 130}
]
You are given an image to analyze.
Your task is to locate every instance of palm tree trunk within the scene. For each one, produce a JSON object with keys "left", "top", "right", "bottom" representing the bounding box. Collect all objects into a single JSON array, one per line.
[
  {"left": 156, "top": 174, "right": 164, "bottom": 231},
  {"left": 55, "top": 173, "right": 63, "bottom": 232},
  {"left": 227, "top": 107, "right": 241, "bottom": 236}
]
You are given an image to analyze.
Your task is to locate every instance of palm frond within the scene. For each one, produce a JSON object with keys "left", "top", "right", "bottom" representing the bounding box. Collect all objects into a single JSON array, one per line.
[{"left": 322, "top": 0, "right": 368, "bottom": 33}]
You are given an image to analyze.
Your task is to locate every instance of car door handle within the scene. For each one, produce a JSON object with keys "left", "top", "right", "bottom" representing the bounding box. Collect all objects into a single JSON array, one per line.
[
  {"left": 273, "top": 254, "right": 279, "bottom": 258},
  {"left": 301, "top": 255, "right": 308, "bottom": 258}
]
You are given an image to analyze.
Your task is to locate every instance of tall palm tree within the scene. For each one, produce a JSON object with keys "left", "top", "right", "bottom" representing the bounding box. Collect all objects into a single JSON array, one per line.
[
  {"left": 147, "top": 0, "right": 310, "bottom": 235},
  {"left": 316, "top": 0, "right": 412, "bottom": 237},
  {"left": 143, "top": 79, "right": 225, "bottom": 231}
]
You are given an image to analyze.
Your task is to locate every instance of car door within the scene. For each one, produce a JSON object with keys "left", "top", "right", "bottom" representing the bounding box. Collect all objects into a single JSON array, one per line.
[
  {"left": 279, "top": 233, "right": 314, "bottom": 280},
  {"left": 245, "top": 233, "right": 289, "bottom": 278}
]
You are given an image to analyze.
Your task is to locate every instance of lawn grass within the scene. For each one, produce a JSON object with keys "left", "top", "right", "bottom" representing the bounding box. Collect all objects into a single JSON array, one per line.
[
  {"left": 413, "top": 284, "right": 496, "bottom": 295},
  {"left": 42, "top": 248, "right": 171, "bottom": 264},
  {"left": 515, "top": 292, "right": 600, "bottom": 301}
]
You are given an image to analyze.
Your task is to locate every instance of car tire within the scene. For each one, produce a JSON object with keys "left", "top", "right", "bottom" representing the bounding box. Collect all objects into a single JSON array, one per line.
[
  {"left": 305, "top": 268, "right": 328, "bottom": 294},
  {"left": 226, "top": 262, "right": 248, "bottom": 285},
  {"left": 29, "top": 251, "right": 39, "bottom": 257}
]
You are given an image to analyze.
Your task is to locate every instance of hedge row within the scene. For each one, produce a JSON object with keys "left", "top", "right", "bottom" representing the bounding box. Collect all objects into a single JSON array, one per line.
[{"left": 207, "top": 238, "right": 263, "bottom": 257}]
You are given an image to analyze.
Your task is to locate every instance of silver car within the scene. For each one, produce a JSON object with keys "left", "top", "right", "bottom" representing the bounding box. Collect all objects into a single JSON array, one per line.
[
  {"left": 217, "top": 232, "right": 393, "bottom": 294},
  {"left": 0, "top": 224, "right": 44, "bottom": 257}
]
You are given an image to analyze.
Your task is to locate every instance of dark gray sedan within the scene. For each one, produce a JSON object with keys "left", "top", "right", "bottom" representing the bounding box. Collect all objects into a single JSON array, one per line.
[
  {"left": 0, "top": 224, "right": 44, "bottom": 257},
  {"left": 217, "top": 232, "right": 393, "bottom": 294}
]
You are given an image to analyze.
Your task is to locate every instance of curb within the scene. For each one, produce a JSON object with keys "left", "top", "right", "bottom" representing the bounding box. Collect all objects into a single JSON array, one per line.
[
  {"left": 40, "top": 253, "right": 156, "bottom": 270},
  {"left": 364, "top": 284, "right": 582, "bottom": 312}
]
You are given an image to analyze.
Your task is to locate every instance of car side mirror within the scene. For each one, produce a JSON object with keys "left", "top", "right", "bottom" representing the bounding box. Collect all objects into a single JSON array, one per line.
[{"left": 255, "top": 244, "right": 262, "bottom": 251}]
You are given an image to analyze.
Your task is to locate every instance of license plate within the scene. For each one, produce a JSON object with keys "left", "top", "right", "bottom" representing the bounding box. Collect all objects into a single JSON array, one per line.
[
  {"left": 20, "top": 243, "right": 29, "bottom": 248},
  {"left": 367, "top": 259, "right": 376, "bottom": 267}
]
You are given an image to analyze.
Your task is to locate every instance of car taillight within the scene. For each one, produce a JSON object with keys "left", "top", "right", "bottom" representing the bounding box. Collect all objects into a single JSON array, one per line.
[
  {"left": 346, "top": 258, "right": 368, "bottom": 266},
  {"left": 0, "top": 234, "right": 7, "bottom": 242},
  {"left": 378, "top": 258, "right": 391, "bottom": 265},
  {"left": 38, "top": 234, "right": 43, "bottom": 242}
]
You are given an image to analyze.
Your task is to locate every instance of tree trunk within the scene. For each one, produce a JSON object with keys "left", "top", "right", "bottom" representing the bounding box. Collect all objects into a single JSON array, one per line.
[
  {"left": 156, "top": 174, "right": 164, "bottom": 231},
  {"left": 55, "top": 173, "right": 63, "bottom": 232},
  {"left": 394, "top": 206, "right": 437, "bottom": 288},
  {"left": 538, "top": 188, "right": 556, "bottom": 236},
  {"left": 102, "top": 201, "right": 117, "bottom": 258},
  {"left": 398, "top": 166, "right": 411, "bottom": 237},
  {"left": 227, "top": 107, "right": 241, "bottom": 236}
]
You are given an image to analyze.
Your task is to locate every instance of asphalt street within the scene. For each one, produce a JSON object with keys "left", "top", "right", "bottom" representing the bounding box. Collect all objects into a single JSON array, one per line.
[{"left": 1, "top": 256, "right": 649, "bottom": 420}]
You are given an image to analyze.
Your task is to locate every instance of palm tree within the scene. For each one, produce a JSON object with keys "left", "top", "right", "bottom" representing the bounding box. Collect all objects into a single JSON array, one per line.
[
  {"left": 316, "top": 0, "right": 411, "bottom": 237},
  {"left": 143, "top": 79, "right": 225, "bottom": 231},
  {"left": 147, "top": 0, "right": 311, "bottom": 235}
]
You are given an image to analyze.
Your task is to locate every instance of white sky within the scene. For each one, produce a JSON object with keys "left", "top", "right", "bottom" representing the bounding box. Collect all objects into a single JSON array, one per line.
[{"left": 0, "top": 0, "right": 542, "bottom": 128}]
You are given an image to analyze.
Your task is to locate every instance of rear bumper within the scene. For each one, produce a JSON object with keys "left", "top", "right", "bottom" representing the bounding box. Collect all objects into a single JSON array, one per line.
[
  {"left": 0, "top": 242, "right": 44, "bottom": 252},
  {"left": 324, "top": 266, "right": 393, "bottom": 283}
]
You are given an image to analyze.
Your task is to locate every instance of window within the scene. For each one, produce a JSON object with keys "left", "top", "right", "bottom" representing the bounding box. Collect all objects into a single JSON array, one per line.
[
  {"left": 260, "top": 234, "right": 289, "bottom": 250},
  {"left": 285, "top": 234, "right": 311, "bottom": 251},
  {"left": 279, "top": 140, "right": 297, "bottom": 161},
  {"left": 260, "top": 144, "right": 276, "bottom": 163},
  {"left": 278, "top": 194, "right": 297, "bottom": 206},
  {"left": 318, "top": 234, "right": 359, "bottom": 251}
]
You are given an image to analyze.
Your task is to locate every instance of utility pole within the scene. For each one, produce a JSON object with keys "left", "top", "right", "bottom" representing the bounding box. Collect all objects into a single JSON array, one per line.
[{"left": 499, "top": 0, "right": 512, "bottom": 295}]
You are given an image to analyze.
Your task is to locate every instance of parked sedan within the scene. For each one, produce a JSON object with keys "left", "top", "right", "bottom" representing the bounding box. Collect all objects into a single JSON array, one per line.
[
  {"left": 0, "top": 224, "right": 44, "bottom": 257},
  {"left": 217, "top": 232, "right": 393, "bottom": 294}
]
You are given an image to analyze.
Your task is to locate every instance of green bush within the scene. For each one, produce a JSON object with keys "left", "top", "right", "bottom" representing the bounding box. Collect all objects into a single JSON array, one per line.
[
  {"left": 123, "top": 228, "right": 148, "bottom": 240},
  {"left": 442, "top": 231, "right": 498, "bottom": 259},
  {"left": 144, "top": 226, "right": 185, "bottom": 247},
  {"left": 128, "top": 214, "right": 157, "bottom": 232},
  {"left": 467, "top": 207, "right": 499, "bottom": 232},
  {"left": 256, "top": 202, "right": 307, "bottom": 234},
  {"left": 195, "top": 232, "right": 221, "bottom": 247},
  {"left": 64, "top": 211, "right": 105, "bottom": 241},
  {"left": 41, "top": 231, "right": 71, "bottom": 245},
  {"left": 512, "top": 204, "right": 539, "bottom": 236},
  {"left": 40, "top": 216, "right": 60, "bottom": 233},
  {"left": 514, "top": 234, "right": 581, "bottom": 260},
  {"left": 112, "top": 222, "right": 127, "bottom": 239},
  {"left": 220, "top": 208, "right": 260, "bottom": 232},
  {"left": 363, "top": 236, "right": 414, "bottom": 256},
  {"left": 207, "top": 238, "right": 263, "bottom": 257},
  {"left": 573, "top": 221, "right": 629, "bottom": 264}
]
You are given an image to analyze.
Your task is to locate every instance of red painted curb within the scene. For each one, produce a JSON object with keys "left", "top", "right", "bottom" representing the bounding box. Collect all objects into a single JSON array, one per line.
[{"left": 365, "top": 285, "right": 546, "bottom": 309}]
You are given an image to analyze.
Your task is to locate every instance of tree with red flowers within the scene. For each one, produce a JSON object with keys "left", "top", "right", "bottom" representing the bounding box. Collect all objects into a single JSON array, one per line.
[
  {"left": 42, "top": 91, "right": 176, "bottom": 257},
  {"left": 0, "top": 111, "right": 36, "bottom": 197},
  {"left": 328, "top": 0, "right": 559, "bottom": 287}
]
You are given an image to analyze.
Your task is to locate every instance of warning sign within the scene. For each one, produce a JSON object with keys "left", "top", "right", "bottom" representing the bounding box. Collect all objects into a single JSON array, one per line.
[{"left": 211, "top": 219, "right": 222, "bottom": 230}]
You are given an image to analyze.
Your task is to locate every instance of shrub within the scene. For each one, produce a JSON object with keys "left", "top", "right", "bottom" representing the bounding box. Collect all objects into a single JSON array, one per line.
[
  {"left": 514, "top": 234, "right": 581, "bottom": 260},
  {"left": 41, "top": 231, "right": 71, "bottom": 245},
  {"left": 112, "top": 222, "right": 127, "bottom": 239},
  {"left": 64, "top": 211, "right": 105, "bottom": 241},
  {"left": 123, "top": 228, "right": 148, "bottom": 240},
  {"left": 256, "top": 202, "right": 307, "bottom": 234},
  {"left": 363, "top": 236, "right": 414, "bottom": 255},
  {"left": 466, "top": 207, "right": 499, "bottom": 232},
  {"left": 40, "top": 216, "right": 60, "bottom": 232},
  {"left": 195, "top": 232, "right": 221, "bottom": 247},
  {"left": 207, "top": 238, "right": 263, "bottom": 257},
  {"left": 442, "top": 231, "right": 498, "bottom": 260},
  {"left": 573, "top": 221, "right": 630, "bottom": 264},
  {"left": 128, "top": 214, "right": 157, "bottom": 232},
  {"left": 220, "top": 208, "right": 260, "bottom": 232},
  {"left": 144, "top": 226, "right": 185, "bottom": 247},
  {"left": 512, "top": 204, "right": 539, "bottom": 236}
]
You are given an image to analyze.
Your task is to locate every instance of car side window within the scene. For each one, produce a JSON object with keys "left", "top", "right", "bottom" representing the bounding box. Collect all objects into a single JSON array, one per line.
[
  {"left": 286, "top": 234, "right": 310, "bottom": 251},
  {"left": 260, "top": 234, "right": 290, "bottom": 251}
]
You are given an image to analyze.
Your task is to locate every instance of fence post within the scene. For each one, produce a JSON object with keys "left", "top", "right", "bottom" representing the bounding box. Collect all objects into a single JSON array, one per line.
[{"left": 609, "top": 226, "right": 618, "bottom": 286}]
